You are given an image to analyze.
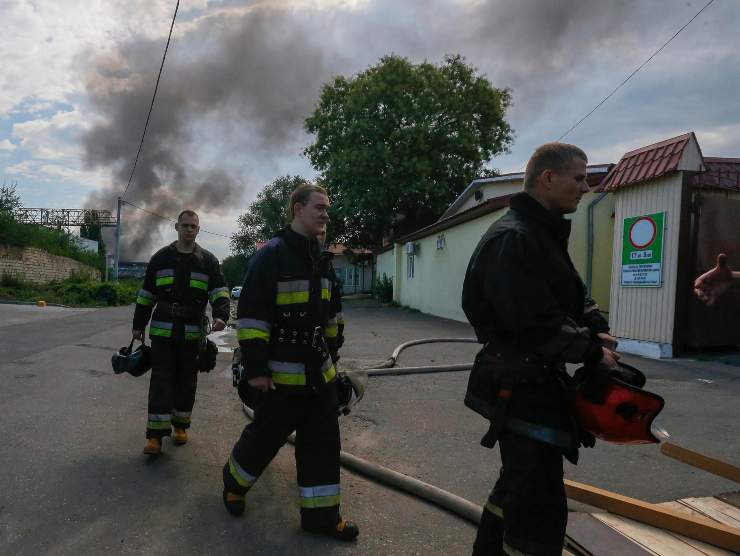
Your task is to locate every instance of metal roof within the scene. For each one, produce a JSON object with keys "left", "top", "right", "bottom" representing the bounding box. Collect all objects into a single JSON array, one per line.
[
  {"left": 692, "top": 157, "right": 740, "bottom": 192},
  {"left": 601, "top": 132, "right": 696, "bottom": 191},
  {"left": 440, "top": 164, "right": 612, "bottom": 220}
]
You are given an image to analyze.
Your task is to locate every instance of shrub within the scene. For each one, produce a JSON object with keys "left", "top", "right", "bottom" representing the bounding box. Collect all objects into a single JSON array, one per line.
[
  {"left": 371, "top": 273, "right": 394, "bottom": 302},
  {"left": 0, "top": 213, "right": 105, "bottom": 272}
]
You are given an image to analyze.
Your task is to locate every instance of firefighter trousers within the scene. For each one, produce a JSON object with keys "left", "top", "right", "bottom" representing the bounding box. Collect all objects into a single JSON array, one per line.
[
  {"left": 223, "top": 385, "right": 341, "bottom": 530},
  {"left": 472, "top": 431, "right": 567, "bottom": 556},
  {"left": 146, "top": 339, "right": 199, "bottom": 438}
]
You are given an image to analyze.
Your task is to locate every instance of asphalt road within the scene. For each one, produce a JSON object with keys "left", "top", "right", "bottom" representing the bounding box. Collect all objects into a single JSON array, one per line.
[{"left": 0, "top": 300, "right": 738, "bottom": 555}]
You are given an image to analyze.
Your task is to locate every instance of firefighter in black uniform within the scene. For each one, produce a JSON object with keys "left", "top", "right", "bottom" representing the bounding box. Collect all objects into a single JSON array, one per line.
[
  {"left": 222, "top": 184, "right": 359, "bottom": 541},
  {"left": 462, "top": 143, "right": 619, "bottom": 555},
  {"left": 133, "top": 210, "right": 230, "bottom": 455}
]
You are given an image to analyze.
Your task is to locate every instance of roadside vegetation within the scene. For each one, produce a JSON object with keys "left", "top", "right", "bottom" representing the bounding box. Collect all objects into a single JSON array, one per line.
[
  {"left": 0, "top": 184, "right": 105, "bottom": 271},
  {"left": 0, "top": 273, "right": 139, "bottom": 307}
]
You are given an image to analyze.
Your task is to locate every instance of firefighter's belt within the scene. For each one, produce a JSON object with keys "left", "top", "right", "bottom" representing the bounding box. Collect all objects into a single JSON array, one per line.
[
  {"left": 157, "top": 300, "right": 204, "bottom": 320},
  {"left": 465, "top": 350, "right": 560, "bottom": 449}
]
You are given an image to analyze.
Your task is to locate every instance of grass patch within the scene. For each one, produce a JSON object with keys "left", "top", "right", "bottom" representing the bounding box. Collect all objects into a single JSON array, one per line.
[
  {"left": 0, "top": 273, "right": 139, "bottom": 307},
  {"left": 0, "top": 214, "right": 104, "bottom": 271}
]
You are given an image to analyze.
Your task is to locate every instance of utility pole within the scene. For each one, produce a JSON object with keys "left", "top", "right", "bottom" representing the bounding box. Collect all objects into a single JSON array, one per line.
[{"left": 114, "top": 197, "right": 122, "bottom": 282}]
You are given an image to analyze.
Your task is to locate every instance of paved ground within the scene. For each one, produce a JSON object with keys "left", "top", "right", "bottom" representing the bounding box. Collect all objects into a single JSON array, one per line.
[{"left": 0, "top": 299, "right": 738, "bottom": 555}]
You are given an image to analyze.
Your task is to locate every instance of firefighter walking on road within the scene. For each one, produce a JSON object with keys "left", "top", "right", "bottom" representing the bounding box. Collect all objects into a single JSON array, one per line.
[
  {"left": 462, "top": 143, "right": 620, "bottom": 555},
  {"left": 222, "top": 184, "right": 359, "bottom": 542},
  {"left": 132, "top": 209, "right": 230, "bottom": 455}
]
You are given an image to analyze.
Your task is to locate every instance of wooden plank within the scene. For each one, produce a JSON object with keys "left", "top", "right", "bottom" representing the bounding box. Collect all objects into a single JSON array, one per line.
[
  {"left": 716, "top": 492, "right": 740, "bottom": 511},
  {"left": 661, "top": 443, "right": 740, "bottom": 484},
  {"left": 594, "top": 513, "right": 710, "bottom": 555},
  {"left": 678, "top": 497, "right": 740, "bottom": 529},
  {"left": 567, "top": 512, "right": 653, "bottom": 555},
  {"left": 657, "top": 502, "right": 736, "bottom": 556},
  {"left": 564, "top": 480, "right": 740, "bottom": 553}
]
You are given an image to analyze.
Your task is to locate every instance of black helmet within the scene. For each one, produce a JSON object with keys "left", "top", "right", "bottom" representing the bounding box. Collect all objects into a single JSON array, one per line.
[
  {"left": 336, "top": 370, "right": 367, "bottom": 416},
  {"left": 198, "top": 339, "right": 219, "bottom": 373},
  {"left": 112, "top": 339, "right": 152, "bottom": 377}
]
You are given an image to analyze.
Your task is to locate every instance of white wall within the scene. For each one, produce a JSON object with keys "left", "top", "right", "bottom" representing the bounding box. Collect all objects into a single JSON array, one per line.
[
  {"left": 608, "top": 174, "right": 684, "bottom": 351},
  {"left": 398, "top": 208, "right": 509, "bottom": 321}
]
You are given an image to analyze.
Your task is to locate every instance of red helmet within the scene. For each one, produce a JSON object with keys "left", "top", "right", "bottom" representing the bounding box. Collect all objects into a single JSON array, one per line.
[{"left": 573, "top": 362, "right": 665, "bottom": 444}]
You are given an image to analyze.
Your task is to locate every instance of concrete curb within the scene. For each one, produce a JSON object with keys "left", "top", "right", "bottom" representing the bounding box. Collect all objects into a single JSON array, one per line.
[{"left": 0, "top": 298, "right": 70, "bottom": 308}]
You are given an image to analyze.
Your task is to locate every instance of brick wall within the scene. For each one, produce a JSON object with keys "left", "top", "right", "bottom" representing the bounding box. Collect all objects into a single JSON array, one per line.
[{"left": 0, "top": 245, "right": 101, "bottom": 284}]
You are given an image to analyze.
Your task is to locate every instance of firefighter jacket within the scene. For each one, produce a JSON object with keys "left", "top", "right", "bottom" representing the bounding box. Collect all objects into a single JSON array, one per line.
[
  {"left": 235, "top": 227, "right": 343, "bottom": 393},
  {"left": 133, "top": 242, "right": 230, "bottom": 342},
  {"left": 462, "top": 192, "right": 607, "bottom": 363},
  {"left": 462, "top": 192, "right": 610, "bottom": 445}
]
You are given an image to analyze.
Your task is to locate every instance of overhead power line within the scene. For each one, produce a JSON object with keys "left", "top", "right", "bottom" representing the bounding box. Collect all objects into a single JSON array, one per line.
[
  {"left": 557, "top": 0, "right": 717, "bottom": 141},
  {"left": 123, "top": 200, "right": 231, "bottom": 238},
  {"left": 121, "top": 0, "right": 180, "bottom": 199}
]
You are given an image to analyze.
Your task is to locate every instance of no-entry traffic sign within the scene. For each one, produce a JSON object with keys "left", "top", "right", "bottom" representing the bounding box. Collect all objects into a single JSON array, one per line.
[{"left": 621, "top": 212, "right": 665, "bottom": 287}]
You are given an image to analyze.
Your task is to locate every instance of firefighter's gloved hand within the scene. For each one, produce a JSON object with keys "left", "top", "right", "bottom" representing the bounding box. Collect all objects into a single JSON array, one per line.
[
  {"left": 579, "top": 427, "right": 596, "bottom": 448},
  {"left": 578, "top": 363, "right": 616, "bottom": 405}
]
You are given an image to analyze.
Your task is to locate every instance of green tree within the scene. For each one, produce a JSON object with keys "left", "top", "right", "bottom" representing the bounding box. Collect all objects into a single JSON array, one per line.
[
  {"left": 0, "top": 181, "right": 22, "bottom": 216},
  {"left": 304, "top": 54, "right": 512, "bottom": 247},
  {"left": 230, "top": 175, "right": 309, "bottom": 256},
  {"left": 80, "top": 211, "right": 106, "bottom": 255},
  {"left": 222, "top": 253, "right": 250, "bottom": 289}
]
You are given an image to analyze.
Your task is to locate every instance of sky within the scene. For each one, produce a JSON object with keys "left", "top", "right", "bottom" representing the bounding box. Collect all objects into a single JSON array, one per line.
[{"left": 1, "top": 0, "right": 739, "bottom": 260}]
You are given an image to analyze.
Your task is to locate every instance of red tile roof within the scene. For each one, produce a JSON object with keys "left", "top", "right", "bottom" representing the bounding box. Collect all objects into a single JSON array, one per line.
[
  {"left": 601, "top": 133, "right": 695, "bottom": 191},
  {"left": 692, "top": 157, "right": 740, "bottom": 192}
]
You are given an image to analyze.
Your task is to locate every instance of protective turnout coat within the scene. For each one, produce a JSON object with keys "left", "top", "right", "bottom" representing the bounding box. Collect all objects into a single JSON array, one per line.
[
  {"left": 236, "top": 227, "right": 343, "bottom": 394},
  {"left": 462, "top": 192, "right": 609, "bottom": 455},
  {"left": 133, "top": 242, "right": 230, "bottom": 340}
]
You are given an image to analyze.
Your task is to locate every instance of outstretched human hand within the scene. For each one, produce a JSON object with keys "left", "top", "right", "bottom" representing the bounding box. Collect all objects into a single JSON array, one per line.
[{"left": 694, "top": 254, "right": 735, "bottom": 306}]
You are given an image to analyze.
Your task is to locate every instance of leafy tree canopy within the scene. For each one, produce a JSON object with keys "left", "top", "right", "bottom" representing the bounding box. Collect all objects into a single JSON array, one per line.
[
  {"left": 230, "top": 175, "right": 309, "bottom": 256},
  {"left": 304, "top": 54, "right": 512, "bottom": 247},
  {"left": 0, "top": 182, "right": 22, "bottom": 216},
  {"left": 221, "top": 253, "right": 250, "bottom": 289}
]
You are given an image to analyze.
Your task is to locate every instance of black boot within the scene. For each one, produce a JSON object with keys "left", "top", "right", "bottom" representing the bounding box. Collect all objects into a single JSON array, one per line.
[
  {"left": 472, "top": 506, "right": 505, "bottom": 555},
  {"left": 304, "top": 518, "right": 359, "bottom": 541},
  {"left": 222, "top": 464, "right": 245, "bottom": 516}
]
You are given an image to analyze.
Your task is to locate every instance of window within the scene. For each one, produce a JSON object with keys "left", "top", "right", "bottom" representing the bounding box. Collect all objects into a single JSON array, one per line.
[
  {"left": 407, "top": 253, "right": 415, "bottom": 279},
  {"left": 343, "top": 265, "right": 360, "bottom": 287}
]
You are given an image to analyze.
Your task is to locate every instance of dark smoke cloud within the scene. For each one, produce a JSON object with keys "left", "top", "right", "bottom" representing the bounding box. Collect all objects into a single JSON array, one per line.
[
  {"left": 84, "top": 0, "right": 670, "bottom": 258},
  {"left": 84, "top": 4, "right": 333, "bottom": 258}
]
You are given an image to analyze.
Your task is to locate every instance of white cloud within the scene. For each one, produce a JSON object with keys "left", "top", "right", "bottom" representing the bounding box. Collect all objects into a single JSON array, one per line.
[
  {"left": 12, "top": 107, "right": 89, "bottom": 160},
  {"left": 0, "top": 139, "right": 16, "bottom": 152}
]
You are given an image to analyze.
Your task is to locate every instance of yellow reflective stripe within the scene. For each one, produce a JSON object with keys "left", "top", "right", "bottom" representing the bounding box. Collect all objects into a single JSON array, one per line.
[
  {"left": 300, "top": 495, "right": 340, "bottom": 509},
  {"left": 149, "top": 327, "right": 172, "bottom": 337},
  {"left": 184, "top": 331, "right": 201, "bottom": 340},
  {"left": 321, "top": 288, "right": 330, "bottom": 301},
  {"left": 147, "top": 420, "right": 171, "bottom": 430},
  {"left": 156, "top": 276, "right": 174, "bottom": 286},
  {"left": 237, "top": 329, "right": 269, "bottom": 341},
  {"left": 210, "top": 289, "right": 229, "bottom": 302},
  {"left": 228, "top": 454, "right": 255, "bottom": 488},
  {"left": 323, "top": 364, "right": 336, "bottom": 383},
  {"left": 485, "top": 501, "right": 504, "bottom": 518},
  {"left": 272, "top": 372, "right": 307, "bottom": 386},
  {"left": 276, "top": 291, "right": 309, "bottom": 305},
  {"left": 324, "top": 325, "right": 338, "bottom": 338},
  {"left": 136, "top": 296, "right": 154, "bottom": 306},
  {"left": 189, "top": 279, "right": 208, "bottom": 290}
]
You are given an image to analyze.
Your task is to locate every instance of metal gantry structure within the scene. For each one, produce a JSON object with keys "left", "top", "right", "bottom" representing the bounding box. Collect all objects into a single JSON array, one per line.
[{"left": 15, "top": 208, "right": 118, "bottom": 229}]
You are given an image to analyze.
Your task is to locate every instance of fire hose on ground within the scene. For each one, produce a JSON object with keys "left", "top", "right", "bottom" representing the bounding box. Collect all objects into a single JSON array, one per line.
[
  {"left": 239, "top": 338, "right": 740, "bottom": 553},
  {"left": 241, "top": 338, "right": 484, "bottom": 524}
]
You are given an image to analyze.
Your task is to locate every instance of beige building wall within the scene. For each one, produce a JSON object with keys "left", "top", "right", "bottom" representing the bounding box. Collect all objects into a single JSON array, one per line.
[
  {"left": 608, "top": 174, "right": 684, "bottom": 353},
  {"left": 375, "top": 248, "right": 395, "bottom": 295},
  {"left": 398, "top": 208, "right": 508, "bottom": 322},
  {"left": 566, "top": 191, "right": 615, "bottom": 313}
]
